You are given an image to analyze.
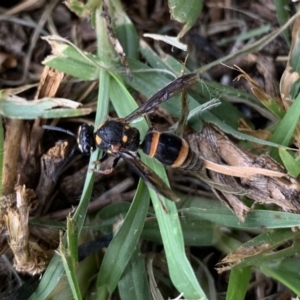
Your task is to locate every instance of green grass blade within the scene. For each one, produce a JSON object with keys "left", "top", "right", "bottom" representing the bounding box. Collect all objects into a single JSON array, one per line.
[
  {"left": 168, "top": 0, "right": 203, "bottom": 38},
  {"left": 146, "top": 180, "right": 206, "bottom": 298},
  {"left": 0, "top": 96, "right": 91, "bottom": 119},
  {"left": 217, "top": 24, "right": 271, "bottom": 46},
  {"left": 96, "top": 180, "right": 150, "bottom": 298},
  {"left": 274, "top": 0, "right": 291, "bottom": 45},
  {"left": 270, "top": 92, "right": 300, "bottom": 157},
  {"left": 43, "top": 55, "right": 99, "bottom": 80},
  {"left": 226, "top": 267, "right": 251, "bottom": 300},
  {"left": 181, "top": 196, "right": 300, "bottom": 229},
  {"left": 42, "top": 36, "right": 100, "bottom": 80},
  {"left": 66, "top": 217, "right": 79, "bottom": 263},
  {"left": 28, "top": 254, "right": 64, "bottom": 299},
  {"left": 58, "top": 218, "right": 82, "bottom": 300},
  {"left": 261, "top": 258, "right": 300, "bottom": 296},
  {"left": 113, "top": 0, "right": 139, "bottom": 59},
  {"left": 224, "top": 229, "right": 300, "bottom": 270},
  {"left": 93, "top": 202, "right": 131, "bottom": 231},
  {"left": 118, "top": 246, "right": 151, "bottom": 300},
  {"left": 142, "top": 216, "right": 219, "bottom": 246},
  {"left": 279, "top": 148, "right": 300, "bottom": 177}
]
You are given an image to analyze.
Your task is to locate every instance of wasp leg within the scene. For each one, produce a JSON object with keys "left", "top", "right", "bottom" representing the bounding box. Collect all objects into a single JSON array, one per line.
[
  {"left": 92, "top": 152, "right": 110, "bottom": 166},
  {"left": 90, "top": 156, "right": 121, "bottom": 174},
  {"left": 119, "top": 151, "right": 179, "bottom": 202}
]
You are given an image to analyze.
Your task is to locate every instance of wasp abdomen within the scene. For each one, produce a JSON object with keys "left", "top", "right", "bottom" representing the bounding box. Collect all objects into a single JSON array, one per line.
[
  {"left": 141, "top": 131, "right": 203, "bottom": 171},
  {"left": 178, "top": 144, "right": 203, "bottom": 171}
]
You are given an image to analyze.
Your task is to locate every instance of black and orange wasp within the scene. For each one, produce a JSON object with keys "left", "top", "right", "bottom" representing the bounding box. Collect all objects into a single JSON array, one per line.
[{"left": 44, "top": 73, "right": 203, "bottom": 201}]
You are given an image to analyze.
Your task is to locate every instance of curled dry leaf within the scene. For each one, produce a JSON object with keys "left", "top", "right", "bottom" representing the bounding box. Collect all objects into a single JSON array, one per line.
[
  {"left": 186, "top": 124, "right": 300, "bottom": 222},
  {"left": 234, "top": 65, "right": 282, "bottom": 109},
  {"left": 279, "top": 65, "right": 299, "bottom": 108},
  {"left": 35, "top": 141, "right": 70, "bottom": 216},
  {"left": 234, "top": 65, "right": 285, "bottom": 120}
]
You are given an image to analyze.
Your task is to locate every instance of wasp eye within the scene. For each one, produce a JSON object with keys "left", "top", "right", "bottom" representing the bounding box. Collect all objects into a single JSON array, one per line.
[
  {"left": 78, "top": 141, "right": 94, "bottom": 155},
  {"left": 79, "top": 143, "right": 90, "bottom": 154}
]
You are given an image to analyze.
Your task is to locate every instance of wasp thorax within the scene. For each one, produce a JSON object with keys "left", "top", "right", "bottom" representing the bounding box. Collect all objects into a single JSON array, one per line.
[
  {"left": 95, "top": 120, "right": 140, "bottom": 153},
  {"left": 77, "top": 124, "right": 95, "bottom": 155}
]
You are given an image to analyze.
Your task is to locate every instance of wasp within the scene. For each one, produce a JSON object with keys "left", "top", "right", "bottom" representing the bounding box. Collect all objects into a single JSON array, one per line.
[{"left": 44, "top": 73, "right": 202, "bottom": 202}]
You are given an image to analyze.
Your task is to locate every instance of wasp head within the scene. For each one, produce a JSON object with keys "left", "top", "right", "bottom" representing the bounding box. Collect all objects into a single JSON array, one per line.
[{"left": 77, "top": 124, "right": 95, "bottom": 155}]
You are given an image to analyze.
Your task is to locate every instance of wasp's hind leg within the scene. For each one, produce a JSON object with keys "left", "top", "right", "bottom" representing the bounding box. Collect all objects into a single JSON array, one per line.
[{"left": 89, "top": 153, "right": 121, "bottom": 175}]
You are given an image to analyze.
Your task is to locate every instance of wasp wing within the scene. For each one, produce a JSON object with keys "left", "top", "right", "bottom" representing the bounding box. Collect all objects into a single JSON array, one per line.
[
  {"left": 119, "top": 151, "right": 179, "bottom": 202},
  {"left": 125, "top": 73, "right": 199, "bottom": 123}
]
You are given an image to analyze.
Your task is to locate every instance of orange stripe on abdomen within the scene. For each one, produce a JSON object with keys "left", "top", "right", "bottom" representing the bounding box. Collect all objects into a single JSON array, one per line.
[
  {"left": 171, "top": 139, "right": 189, "bottom": 168},
  {"left": 148, "top": 132, "right": 160, "bottom": 157}
]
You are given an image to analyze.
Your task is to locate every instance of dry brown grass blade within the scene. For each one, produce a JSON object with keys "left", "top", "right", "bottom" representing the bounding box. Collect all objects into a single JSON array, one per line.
[
  {"left": 238, "top": 119, "right": 271, "bottom": 142},
  {"left": 2, "top": 119, "right": 24, "bottom": 195},
  {"left": 35, "top": 66, "right": 64, "bottom": 99},
  {"left": 4, "top": 185, "right": 53, "bottom": 275},
  {"left": 0, "top": 84, "right": 38, "bottom": 96},
  {"left": 216, "top": 244, "right": 271, "bottom": 273},
  {"left": 29, "top": 66, "right": 64, "bottom": 158},
  {"left": 19, "top": 66, "right": 65, "bottom": 191},
  {"left": 203, "top": 160, "right": 286, "bottom": 178},
  {"left": 234, "top": 65, "right": 277, "bottom": 106}
]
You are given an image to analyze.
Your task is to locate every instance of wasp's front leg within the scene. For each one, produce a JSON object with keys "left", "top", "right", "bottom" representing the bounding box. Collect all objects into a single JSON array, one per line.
[{"left": 89, "top": 153, "right": 121, "bottom": 174}]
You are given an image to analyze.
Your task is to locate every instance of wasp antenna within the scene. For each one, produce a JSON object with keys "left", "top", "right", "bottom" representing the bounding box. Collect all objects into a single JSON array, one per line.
[{"left": 42, "top": 125, "right": 77, "bottom": 138}]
